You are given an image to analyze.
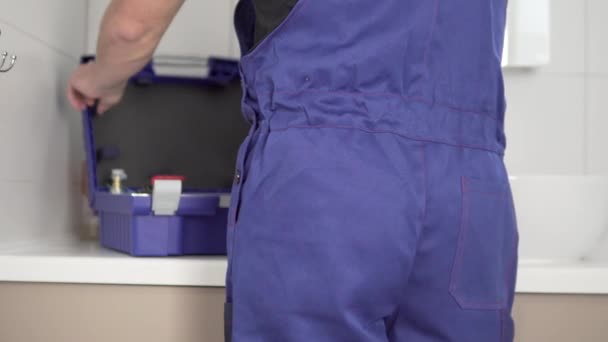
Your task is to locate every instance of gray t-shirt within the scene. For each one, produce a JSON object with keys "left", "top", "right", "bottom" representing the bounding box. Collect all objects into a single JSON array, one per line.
[{"left": 252, "top": 0, "right": 298, "bottom": 45}]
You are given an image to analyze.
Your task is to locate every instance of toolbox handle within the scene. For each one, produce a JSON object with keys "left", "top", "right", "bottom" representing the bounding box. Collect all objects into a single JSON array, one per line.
[
  {"left": 82, "top": 106, "right": 98, "bottom": 208},
  {"left": 80, "top": 55, "right": 240, "bottom": 87}
]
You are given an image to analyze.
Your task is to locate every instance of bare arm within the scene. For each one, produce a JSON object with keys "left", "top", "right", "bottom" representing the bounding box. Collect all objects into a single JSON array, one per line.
[
  {"left": 68, "top": 0, "right": 184, "bottom": 113},
  {"left": 95, "top": 0, "right": 184, "bottom": 90}
]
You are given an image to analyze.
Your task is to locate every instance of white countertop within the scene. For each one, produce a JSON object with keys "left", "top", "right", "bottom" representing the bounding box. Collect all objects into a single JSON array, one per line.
[
  {"left": 516, "top": 261, "right": 608, "bottom": 295},
  {"left": 1, "top": 239, "right": 608, "bottom": 294},
  {"left": 0, "top": 239, "right": 226, "bottom": 287}
]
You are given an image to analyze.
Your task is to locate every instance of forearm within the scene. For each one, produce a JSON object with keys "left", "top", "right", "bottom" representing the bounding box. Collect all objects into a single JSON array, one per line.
[{"left": 94, "top": 0, "right": 184, "bottom": 87}]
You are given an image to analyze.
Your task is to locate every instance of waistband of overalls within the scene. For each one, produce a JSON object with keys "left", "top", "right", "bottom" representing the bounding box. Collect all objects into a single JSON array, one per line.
[{"left": 244, "top": 86, "right": 506, "bottom": 155}]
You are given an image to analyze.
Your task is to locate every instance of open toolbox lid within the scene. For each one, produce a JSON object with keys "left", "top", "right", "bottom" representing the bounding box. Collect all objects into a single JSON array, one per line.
[{"left": 81, "top": 55, "right": 250, "bottom": 209}]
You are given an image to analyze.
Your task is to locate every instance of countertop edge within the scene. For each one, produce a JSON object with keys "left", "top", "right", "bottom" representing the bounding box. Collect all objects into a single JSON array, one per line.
[
  {"left": 1, "top": 242, "right": 608, "bottom": 293},
  {"left": 0, "top": 254, "right": 228, "bottom": 287}
]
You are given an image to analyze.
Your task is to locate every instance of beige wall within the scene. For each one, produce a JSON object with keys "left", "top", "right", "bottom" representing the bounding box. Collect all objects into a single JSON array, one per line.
[
  {"left": 1, "top": 283, "right": 607, "bottom": 342},
  {"left": 0, "top": 283, "right": 225, "bottom": 342},
  {"left": 514, "top": 294, "right": 608, "bottom": 342}
]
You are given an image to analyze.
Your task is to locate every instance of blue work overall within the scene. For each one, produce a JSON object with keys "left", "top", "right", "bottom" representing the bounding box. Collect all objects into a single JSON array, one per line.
[{"left": 226, "top": 0, "right": 518, "bottom": 341}]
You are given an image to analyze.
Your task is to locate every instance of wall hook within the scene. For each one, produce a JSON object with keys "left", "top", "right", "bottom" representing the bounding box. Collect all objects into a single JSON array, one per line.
[{"left": 0, "top": 30, "right": 16, "bottom": 73}]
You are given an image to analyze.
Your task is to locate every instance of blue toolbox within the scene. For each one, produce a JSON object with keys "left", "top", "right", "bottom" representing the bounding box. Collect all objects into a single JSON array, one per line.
[{"left": 81, "top": 55, "right": 249, "bottom": 256}]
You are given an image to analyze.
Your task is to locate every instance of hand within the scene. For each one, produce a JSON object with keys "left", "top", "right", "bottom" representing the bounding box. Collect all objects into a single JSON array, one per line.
[{"left": 67, "top": 61, "right": 127, "bottom": 115}]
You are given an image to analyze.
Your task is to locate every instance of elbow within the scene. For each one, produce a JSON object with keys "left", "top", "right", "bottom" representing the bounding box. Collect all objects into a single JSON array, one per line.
[{"left": 111, "top": 17, "right": 148, "bottom": 43}]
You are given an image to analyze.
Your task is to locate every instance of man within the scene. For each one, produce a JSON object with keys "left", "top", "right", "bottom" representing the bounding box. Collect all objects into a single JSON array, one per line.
[{"left": 68, "top": 1, "right": 518, "bottom": 341}]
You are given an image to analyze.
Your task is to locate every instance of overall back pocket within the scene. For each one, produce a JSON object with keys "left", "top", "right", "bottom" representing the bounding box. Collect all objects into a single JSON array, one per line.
[{"left": 450, "top": 176, "right": 518, "bottom": 310}]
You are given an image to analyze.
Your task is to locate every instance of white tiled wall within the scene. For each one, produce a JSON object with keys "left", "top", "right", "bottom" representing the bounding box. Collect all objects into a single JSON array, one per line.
[
  {"left": 505, "top": 72, "right": 586, "bottom": 174},
  {"left": 585, "top": 0, "right": 608, "bottom": 174},
  {"left": 0, "top": 0, "right": 605, "bottom": 242},
  {"left": 504, "top": 0, "right": 608, "bottom": 175},
  {"left": 0, "top": 1, "right": 86, "bottom": 241},
  {"left": 586, "top": 0, "right": 608, "bottom": 75},
  {"left": 586, "top": 77, "right": 608, "bottom": 174}
]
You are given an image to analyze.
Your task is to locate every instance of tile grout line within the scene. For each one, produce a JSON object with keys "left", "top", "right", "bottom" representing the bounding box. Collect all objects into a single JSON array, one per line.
[
  {"left": 582, "top": 0, "right": 589, "bottom": 175},
  {"left": 0, "top": 16, "right": 79, "bottom": 63},
  {"left": 84, "top": 0, "right": 90, "bottom": 56}
]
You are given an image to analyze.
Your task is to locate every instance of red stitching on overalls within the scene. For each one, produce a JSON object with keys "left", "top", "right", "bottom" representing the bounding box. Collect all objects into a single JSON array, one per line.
[
  {"left": 502, "top": 204, "right": 519, "bottom": 340},
  {"left": 500, "top": 309, "right": 505, "bottom": 342},
  {"left": 463, "top": 190, "right": 509, "bottom": 198},
  {"left": 420, "top": 144, "right": 428, "bottom": 223},
  {"left": 449, "top": 177, "right": 470, "bottom": 302},
  {"left": 272, "top": 88, "right": 499, "bottom": 120},
  {"left": 450, "top": 177, "right": 514, "bottom": 310},
  {"left": 270, "top": 124, "right": 502, "bottom": 154},
  {"left": 454, "top": 298, "right": 506, "bottom": 309}
]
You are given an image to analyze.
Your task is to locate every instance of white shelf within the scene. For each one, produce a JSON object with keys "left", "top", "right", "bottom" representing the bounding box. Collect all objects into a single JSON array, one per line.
[
  {"left": 1, "top": 240, "right": 608, "bottom": 294},
  {"left": 0, "top": 239, "right": 227, "bottom": 287}
]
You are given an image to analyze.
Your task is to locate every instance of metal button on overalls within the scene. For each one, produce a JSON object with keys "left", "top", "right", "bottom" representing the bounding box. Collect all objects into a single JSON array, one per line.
[{"left": 234, "top": 170, "right": 241, "bottom": 185}]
